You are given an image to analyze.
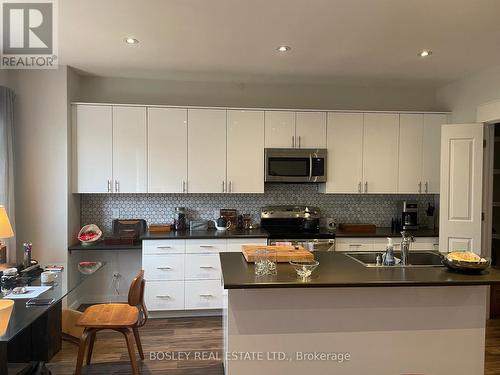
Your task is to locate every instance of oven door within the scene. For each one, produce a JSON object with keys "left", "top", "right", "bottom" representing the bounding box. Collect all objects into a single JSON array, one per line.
[
  {"left": 265, "top": 148, "right": 327, "bottom": 182},
  {"left": 269, "top": 239, "right": 335, "bottom": 251}
]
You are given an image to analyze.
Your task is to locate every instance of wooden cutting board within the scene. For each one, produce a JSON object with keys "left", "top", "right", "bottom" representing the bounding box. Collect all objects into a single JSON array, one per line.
[{"left": 242, "top": 245, "right": 314, "bottom": 262}]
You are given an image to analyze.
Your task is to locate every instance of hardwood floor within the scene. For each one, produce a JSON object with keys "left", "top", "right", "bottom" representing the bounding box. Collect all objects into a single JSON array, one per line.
[
  {"left": 47, "top": 317, "right": 223, "bottom": 375},
  {"left": 48, "top": 317, "right": 500, "bottom": 374}
]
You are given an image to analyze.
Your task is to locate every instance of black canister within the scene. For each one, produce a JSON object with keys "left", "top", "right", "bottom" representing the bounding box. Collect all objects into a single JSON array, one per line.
[{"left": 174, "top": 207, "right": 187, "bottom": 231}]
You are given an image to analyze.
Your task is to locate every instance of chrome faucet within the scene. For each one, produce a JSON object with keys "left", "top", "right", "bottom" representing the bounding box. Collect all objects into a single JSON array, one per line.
[{"left": 400, "top": 231, "right": 415, "bottom": 266}]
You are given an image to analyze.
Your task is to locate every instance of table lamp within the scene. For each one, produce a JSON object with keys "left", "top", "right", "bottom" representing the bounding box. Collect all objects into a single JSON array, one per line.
[{"left": 0, "top": 206, "right": 14, "bottom": 264}]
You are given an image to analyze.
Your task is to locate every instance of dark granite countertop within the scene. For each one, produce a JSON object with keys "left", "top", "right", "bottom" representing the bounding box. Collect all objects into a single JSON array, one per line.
[
  {"left": 220, "top": 251, "right": 500, "bottom": 289},
  {"left": 68, "top": 229, "right": 268, "bottom": 252},
  {"left": 335, "top": 227, "right": 439, "bottom": 238},
  {"left": 68, "top": 242, "right": 142, "bottom": 252},
  {"left": 141, "top": 229, "right": 269, "bottom": 240}
]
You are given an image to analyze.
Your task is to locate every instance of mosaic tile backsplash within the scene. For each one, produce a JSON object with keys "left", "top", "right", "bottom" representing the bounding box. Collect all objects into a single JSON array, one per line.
[{"left": 80, "top": 184, "right": 438, "bottom": 234}]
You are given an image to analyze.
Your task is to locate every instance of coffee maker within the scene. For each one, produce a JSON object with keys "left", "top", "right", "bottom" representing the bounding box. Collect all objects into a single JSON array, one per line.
[{"left": 400, "top": 201, "right": 419, "bottom": 230}]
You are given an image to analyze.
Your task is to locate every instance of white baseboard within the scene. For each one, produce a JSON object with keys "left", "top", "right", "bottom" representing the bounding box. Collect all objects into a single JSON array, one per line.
[{"left": 149, "top": 309, "right": 222, "bottom": 319}]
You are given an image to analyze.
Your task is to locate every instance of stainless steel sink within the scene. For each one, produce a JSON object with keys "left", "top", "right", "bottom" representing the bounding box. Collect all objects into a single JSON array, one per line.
[{"left": 345, "top": 251, "right": 444, "bottom": 268}]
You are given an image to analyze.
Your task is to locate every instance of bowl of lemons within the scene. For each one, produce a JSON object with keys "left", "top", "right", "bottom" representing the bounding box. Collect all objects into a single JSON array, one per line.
[{"left": 442, "top": 251, "right": 490, "bottom": 273}]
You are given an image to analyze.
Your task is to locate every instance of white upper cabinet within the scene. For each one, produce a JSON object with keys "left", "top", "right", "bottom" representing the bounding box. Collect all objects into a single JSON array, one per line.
[
  {"left": 74, "top": 105, "right": 113, "bottom": 193},
  {"left": 398, "top": 114, "right": 424, "bottom": 193},
  {"left": 264, "top": 111, "right": 295, "bottom": 148},
  {"left": 112, "top": 106, "right": 147, "bottom": 193},
  {"left": 423, "top": 114, "right": 448, "bottom": 193},
  {"left": 187, "top": 109, "right": 227, "bottom": 193},
  {"left": 295, "top": 112, "right": 327, "bottom": 148},
  {"left": 362, "top": 113, "right": 399, "bottom": 193},
  {"left": 227, "top": 110, "right": 265, "bottom": 193},
  {"left": 325, "top": 112, "right": 363, "bottom": 193},
  {"left": 148, "top": 108, "right": 187, "bottom": 193}
]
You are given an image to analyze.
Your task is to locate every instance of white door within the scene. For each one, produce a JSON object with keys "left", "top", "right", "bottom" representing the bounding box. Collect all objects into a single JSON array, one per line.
[
  {"left": 439, "top": 123, "right": 484, "bottom": 254},
  {"left": 112, "top": 106, "right": 147, "bottom": 193},
  {"left": 227, "top": 110, "right": 265, "bottom": 193},
  {"left": 187, "top": 109, "right": 227, "bottom": 193},
  {"left": 398, "top": 114, "right": 423, "bottom": 193},
  {"left": 325, "top": 112, "right": 363, "bottom": 193},
  {"left": 264, "top": 111, "right": 295, "bottom": 148},
  {"left": 362, "top": 113, "right": 399, "bottom": 193},
  {"left": 295, "top": 112, "right": 327, "bottom": 148},
  {"left": 148, "top": 108, "right": 187, "bottom": 193},
  {"left": 422, "top": 114, "right": 448, "bottom": 193},
  {"left": 74, "top": 105, "right": 113, "bottom": 193}
]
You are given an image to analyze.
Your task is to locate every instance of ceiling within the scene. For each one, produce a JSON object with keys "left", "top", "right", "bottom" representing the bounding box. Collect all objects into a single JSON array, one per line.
[{"left": 59, "top": 0, "right": 500, "bottom": 86}]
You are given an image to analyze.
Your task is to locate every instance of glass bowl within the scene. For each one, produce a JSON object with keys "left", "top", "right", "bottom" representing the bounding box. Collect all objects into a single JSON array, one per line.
[
  {"left": 78, "top": 261, "right": 103, "bottom": 275},
  {"left": 289, "top": 260, "right": 319, "bottom": 279}
]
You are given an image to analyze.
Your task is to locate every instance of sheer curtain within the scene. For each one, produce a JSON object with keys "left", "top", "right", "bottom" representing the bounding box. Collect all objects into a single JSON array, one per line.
[{"left": 0, "top": 86, "right": 15, "bottom": 262}]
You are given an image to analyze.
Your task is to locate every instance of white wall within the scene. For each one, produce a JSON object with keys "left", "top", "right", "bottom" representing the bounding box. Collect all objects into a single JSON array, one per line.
[
  {"left": 76, "top": 75, "right": 442, "bottom": 111},
  {"left": 11, "top": 67, "right": 70, "bottom": 267},
  {"left": 436, "top": 65, "right": 500, "bottom": 123}
]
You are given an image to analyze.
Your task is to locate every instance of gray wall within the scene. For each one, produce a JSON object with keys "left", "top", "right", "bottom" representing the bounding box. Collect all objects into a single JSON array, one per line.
[
  {"left": 76, "top": 75, "right": 443, "bottom": 111},
  {"left": 10, "top": 68, "right": 71, "bottom": 266},
  {"left": 436, "top": 65, "right": 500, "bottom": 123}
]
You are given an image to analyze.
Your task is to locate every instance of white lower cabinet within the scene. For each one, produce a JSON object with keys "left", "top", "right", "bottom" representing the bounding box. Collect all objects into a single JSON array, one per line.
[
  {"left": 335, "top": 238, "right": 374, "bottom": 252},
  {"left": 142, "top": 238, "right": 266, "bottom": 312},
  {"left": 185, "top": 280, "right": 223, "bottom": 310},
  {"left": 185, "top": 253, "right": 221, "bottom": 280},
  {"left": 143, "top": 254, "right": 185, "bottom": 281},
  {"left": 337, "top": 237, "right": 439, "bottom": 252},
  {"left": 144, "top": 280, "right": 185, "bottom": 311}
]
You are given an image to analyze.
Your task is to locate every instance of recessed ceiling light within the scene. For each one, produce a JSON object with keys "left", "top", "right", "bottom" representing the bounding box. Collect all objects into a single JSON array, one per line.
[
  {"left": 276, "top": 45, "right": 291, "bottom": 53},
  {"left": 124, "top": 37, "right": 139, "bottom": 45},
  {"left": 418, "top": 49, "right": 432, "bottom": 57}
]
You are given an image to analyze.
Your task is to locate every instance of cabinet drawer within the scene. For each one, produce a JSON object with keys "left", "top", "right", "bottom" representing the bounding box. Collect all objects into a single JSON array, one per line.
[
  {"left": 186, "top": 239, "right": 226, "bottom": 253},
  {"left": 144, "top": 280, "right": 184, "bottom": 311},
  {"left": 226, "top": 238, "right": 267, "bottom": 252},
  {"left": 412, "top": 237, "right": 440, "bottom": 251},
  {"left": 143, "top": 240, "right": 185, "bottom": 254},
  {"left": 143, "top": 254, "right": 184, "bottom": 281},
  {"left": 185, "top": 280, "right": 223, "bottom": 310},
  {"left": 335, "top": 238, "right": 373, "bottom": 252},
  {"left": 185, "top": 253, "right": 221, "bottom": 280}
]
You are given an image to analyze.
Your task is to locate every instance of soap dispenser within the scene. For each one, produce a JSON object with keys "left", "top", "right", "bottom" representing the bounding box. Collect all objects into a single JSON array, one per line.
[{"left": 382, "top": 237, "right": 395, "bottom": 266}]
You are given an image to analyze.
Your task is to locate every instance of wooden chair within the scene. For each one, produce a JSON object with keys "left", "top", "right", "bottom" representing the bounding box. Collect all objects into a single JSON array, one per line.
[{"left": 74, "top": 270, "right": 148, "bottom": 375}]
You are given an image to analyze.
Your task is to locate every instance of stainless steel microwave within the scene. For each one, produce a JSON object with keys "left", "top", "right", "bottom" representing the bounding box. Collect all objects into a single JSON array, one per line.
[{"left": 264, "top": 148, "right": 327, "bottom": 183}]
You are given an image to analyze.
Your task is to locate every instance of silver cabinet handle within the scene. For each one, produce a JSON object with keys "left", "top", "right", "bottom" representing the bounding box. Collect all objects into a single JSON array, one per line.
[
  {"left": 156, "top": 295, "right": 171, "bottom": 299},
  {"left": 229, "top": 181, "right": 232, "bottom": 193},
  {"left": 199, "top": 294, "right": 214, "bottom": 297},
  {"left": 222, "top": 180, "right": 225, "bottom": 193},
  {"left": 199, "top": 266, "right": 215, "bottom": 269},
  {"left": 418, "top": 182, "right": 422, "bottom": 193},
  {"left": 364, "top": 182, "right": 368, "bottom": 193},
  {"left": 298, "top": 135, "right": 301, "bottom": 148},
  {"left": 157, "top": 266, "right": 172, "bottom": 270},
  {"left": 292, "top": 135, "right": 295, "bottom": 148},
  {"left": 425, "top": 181, "right": 428, "bottom": 193},
  {"left": 349, "top": 244, "right": 362, "bottom": 247},
  {"left": 182, "top": 180, "right": 186, "bottom": 193},
  {"left": 358, "top": 182, "right": 362, "bottom": 193},
  {"left": 107, "top": 180, "right": 112, "bottom": 193},
  {"left": 115, "top": 180, "right": 120, "bottom": 193},
  {"left": 199, "top": 245, "right": 215, "bottom": 248},
  {"left": 156, "top": 246, "right": 172, "bottom": 249}
]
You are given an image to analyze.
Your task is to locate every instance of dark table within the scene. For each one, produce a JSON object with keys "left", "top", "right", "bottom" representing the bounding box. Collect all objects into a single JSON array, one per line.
[{"left": 0, "top": 263, "right": 105, "bottom": 374}]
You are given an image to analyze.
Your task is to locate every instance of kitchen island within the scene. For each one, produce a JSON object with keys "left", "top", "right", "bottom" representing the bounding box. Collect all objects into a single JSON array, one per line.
[{"left": 220, "top": 251, "right": 500, "bottom": 375}]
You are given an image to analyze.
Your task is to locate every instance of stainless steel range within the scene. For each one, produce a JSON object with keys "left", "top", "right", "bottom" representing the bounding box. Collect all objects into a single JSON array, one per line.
[{"left": 260, "top": 205, "right": 335, "bottom": 251}]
